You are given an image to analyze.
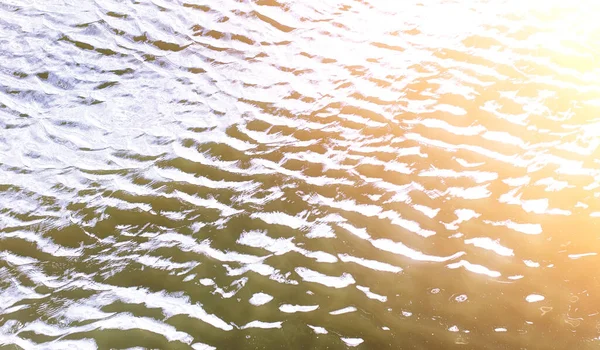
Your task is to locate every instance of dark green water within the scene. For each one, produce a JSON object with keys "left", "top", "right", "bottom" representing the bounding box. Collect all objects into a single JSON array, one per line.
[{"left": 2, "top": 0, "right": 600, "bottom": 349}]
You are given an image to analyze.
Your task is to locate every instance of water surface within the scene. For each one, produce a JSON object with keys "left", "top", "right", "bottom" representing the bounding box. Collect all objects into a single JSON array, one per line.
[{"left": 2, "top": 0, "right": 600, "bottom": 349}]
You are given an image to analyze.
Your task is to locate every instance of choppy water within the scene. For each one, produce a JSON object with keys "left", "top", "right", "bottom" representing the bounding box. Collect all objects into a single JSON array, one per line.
[{"left": 1, "top": 0, "right": 600, "bottom": 348}]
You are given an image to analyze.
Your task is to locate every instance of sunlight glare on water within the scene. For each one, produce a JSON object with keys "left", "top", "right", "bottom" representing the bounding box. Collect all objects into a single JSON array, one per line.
[{"left": 1, "top": 0, "right": 600, "bottom": 349}]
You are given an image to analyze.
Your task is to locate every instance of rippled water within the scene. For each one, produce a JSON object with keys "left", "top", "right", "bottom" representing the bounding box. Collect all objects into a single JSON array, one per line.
[{"left": 2, "top": 0, "right": 600, "bottom": 348}]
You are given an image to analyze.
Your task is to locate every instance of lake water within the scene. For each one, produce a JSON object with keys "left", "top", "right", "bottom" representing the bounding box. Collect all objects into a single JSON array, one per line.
[{"left": 2, "top": 0, "right": 600, "bottom": 349}]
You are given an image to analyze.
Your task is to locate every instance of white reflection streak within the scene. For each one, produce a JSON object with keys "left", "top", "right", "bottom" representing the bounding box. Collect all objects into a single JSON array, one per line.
[
  {"left": 338, "top": 222, "right": 464, "bottom": 263},
  {"left": 241, "top": 320, "right": 282, "bottom": 329},
  {"left": 464, "top": 237, "right": 514, "bottom": 257},
  {"left": 447, "top": 260, "right": 501, "bottom": 278},
  {"left": 330, "top": 306, "right": 357, "bottom": 315},
  {"left": 295, "top": 267, "right": 355, "bottom": 288},
  {"left": 279, "top": 304, "right": 319, "bottom": 313}
]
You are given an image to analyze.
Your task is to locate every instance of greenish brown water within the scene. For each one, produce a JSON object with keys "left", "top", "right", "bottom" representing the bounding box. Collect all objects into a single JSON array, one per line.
[{"left": 2, "top": 0, "right": 600, "bottom": 349}]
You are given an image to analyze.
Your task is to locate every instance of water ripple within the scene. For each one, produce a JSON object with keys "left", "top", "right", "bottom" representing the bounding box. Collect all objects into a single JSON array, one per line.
[{"left": 2, "top": 0, "right": 600, "bottom": 349}]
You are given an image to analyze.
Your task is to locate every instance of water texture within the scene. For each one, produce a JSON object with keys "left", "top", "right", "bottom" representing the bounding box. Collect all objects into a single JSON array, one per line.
[{"left": 1, "top": 0, "right": 600, "bottom": 348}]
